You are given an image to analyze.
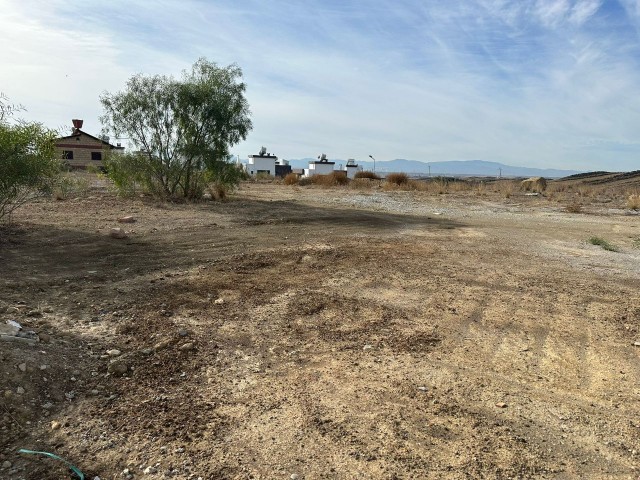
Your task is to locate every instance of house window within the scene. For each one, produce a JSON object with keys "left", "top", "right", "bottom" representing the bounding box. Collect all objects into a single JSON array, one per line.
[
  {"left": 91, "top": 152, "right": 102, "bottom": 161},
  {"left": 62, "top": 151, "right": 73, "bottom": 160}
]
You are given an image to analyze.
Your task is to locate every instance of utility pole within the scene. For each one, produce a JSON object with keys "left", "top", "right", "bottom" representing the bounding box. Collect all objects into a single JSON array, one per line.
[
  {"left": 369, "top": 155, "right": 376, "bottom": 173},
  {"left": 428, "top": 165, "right": 431, "bottom": 177},
  {"left": 498, "top": 167, "right": 502, "bottom": 179}
]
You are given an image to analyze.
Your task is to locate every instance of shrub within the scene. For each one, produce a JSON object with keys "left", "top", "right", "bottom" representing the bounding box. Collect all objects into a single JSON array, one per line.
[
  {"left": 310, "top": 171, "right": 349, "bottom": 187},
  {"left": 565, "top": 201, "right": 583, "bottom": 213},
  {"left": 354, "top": 170, "right": 381, "bottom": 180},
  {"left": 0, "top": 97, "right": 61, "bottom": 222},
  {"left": 283, "top": 172, "right": 299, "bottom": 185},
  {"left": 208, "top": 182, "right": 228, "bottom": 200},
  {"left": 298, "top": 177, "right": 313, "bottom": 186},
  {"left": 588, "top": 236, "right": 618, "bottom": 252},
  {"left": 103, "top": 151, "right": 147, "bottom": 197},
  {"left": 386, "top": 172, "right": 409, "bottom": 186},
  {"left": 350, "top": 178, "right": 374, "bottom": 189},
  {"left": 627, "top": 193, "right": 640, "bottom": 210},
  {"left": 52, "top": 173, "right": 90, "bottom": 200}
]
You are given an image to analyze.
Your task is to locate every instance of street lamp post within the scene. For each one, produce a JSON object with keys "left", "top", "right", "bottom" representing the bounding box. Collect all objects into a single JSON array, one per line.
[{"left": 368, "top": 155, "right": 376, "bottom": 173}]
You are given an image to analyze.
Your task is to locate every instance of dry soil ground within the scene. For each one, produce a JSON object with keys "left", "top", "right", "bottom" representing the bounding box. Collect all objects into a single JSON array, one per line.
[{"left": 1, "top": 182, "right": 640, "bottom": 479}]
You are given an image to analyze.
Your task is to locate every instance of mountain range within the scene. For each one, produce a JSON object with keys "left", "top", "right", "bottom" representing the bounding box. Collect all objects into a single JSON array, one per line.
[{"left": 286, "top": 158, "right": 582, "bottom": 178}]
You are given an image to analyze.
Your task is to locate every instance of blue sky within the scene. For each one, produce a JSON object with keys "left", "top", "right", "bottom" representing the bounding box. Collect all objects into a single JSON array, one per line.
[{"left": 1, "top": 0, "right": 640, "bottom": 170}]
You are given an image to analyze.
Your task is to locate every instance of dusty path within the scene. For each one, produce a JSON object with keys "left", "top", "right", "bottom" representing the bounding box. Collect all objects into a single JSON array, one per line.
[{"left": 1, "top": 183, "right": 639, "bottom": 479}]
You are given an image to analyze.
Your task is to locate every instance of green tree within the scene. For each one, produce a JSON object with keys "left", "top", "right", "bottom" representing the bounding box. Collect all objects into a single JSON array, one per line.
[
  {"left": 0, "top": 95, "right": 60, "bottom": 222},
  {"left": 100, "top": 58, "right": 252, "bottom": 199}
]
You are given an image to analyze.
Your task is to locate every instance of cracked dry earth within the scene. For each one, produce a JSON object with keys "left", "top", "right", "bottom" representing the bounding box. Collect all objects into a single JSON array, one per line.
[{"left": 1, "top": 182, "right": 639, "bottom": 479}]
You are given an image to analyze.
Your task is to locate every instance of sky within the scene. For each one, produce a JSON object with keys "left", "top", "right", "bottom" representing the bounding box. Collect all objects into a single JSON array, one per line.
[{"left": 1, "top": 0, "right": 640, "bottom": 171}]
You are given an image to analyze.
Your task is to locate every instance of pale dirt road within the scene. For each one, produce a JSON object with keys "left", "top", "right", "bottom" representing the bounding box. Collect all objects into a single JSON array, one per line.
[{"left": 1, "top": 182, "right": 639, "bottom": 479}]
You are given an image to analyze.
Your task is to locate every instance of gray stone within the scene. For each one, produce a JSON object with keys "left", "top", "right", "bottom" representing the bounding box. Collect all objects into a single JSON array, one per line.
[
  {"left": 2, "top": 461, "right": 11, "bottom": 469},
  {"left": 118, "top": 216, "right": 136, "bottom": 223},
  {"left": 107, "top": 361, "right": 128, "bottom": 376},
  {"left": 16, "top": 386, "right": 25, "bottom": 395},
  {"left": 18, "top": 363, "right": 26, "bottom": 372},
  {"left": 179, "top": 342, "right": 195, "bottom": 352},
  {"left": 143, "top": 466, "right": 157, "bottom": 474},
  {"left": 106, "top": 349, "right": 122, "bottom": 357}
]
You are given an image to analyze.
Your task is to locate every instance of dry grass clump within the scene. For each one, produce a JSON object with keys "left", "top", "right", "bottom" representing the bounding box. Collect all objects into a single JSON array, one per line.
[
  {"left": 565, "top": 201, "right": 583, "bottom": 213},
  {"left": 301, "top": 172, "right": 350, "bottom": 187},
  {"left": 520, "top": 177, "right": 547, "bottom": 193},
  {"left": 283, "top": 173, "right": 299, "bottom": 185},
  {"left": 208, "top": 182, "right": 228, "bottom": 200},
  {"left": 354, "top": 170, "right": 381, "bottom": 180},
  {"left": 627, "top": 193, "right": 640, "bottom": 210},
  {"left": 350, "top": 178, "right": 375, "bottom": 189},
  {"left": 385, "top": 172, "right": 409, "bottom": 186},
  {"left": 491, "top": 180, "right": 517, "bottom": 198}
]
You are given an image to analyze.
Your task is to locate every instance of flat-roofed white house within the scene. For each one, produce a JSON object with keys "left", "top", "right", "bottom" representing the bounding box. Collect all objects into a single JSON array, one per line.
[
  {"left": 246, "top": 147, "right": 277, "bottom": 176},
  {"left": 304, "top": 154, "right": 336, "bottom": 177},
  {"left": 344, "top": 158, "right": 362, "bottom": 179}
]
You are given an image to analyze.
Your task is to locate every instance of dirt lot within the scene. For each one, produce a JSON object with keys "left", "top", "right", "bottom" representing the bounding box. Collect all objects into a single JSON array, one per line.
[{"left": 1, "top": 181, "right": 640, "bottom": 479}]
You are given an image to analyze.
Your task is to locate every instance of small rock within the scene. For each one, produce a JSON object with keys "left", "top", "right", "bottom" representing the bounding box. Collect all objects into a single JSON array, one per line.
[
  {"left": 418, "top": 386, "right": 428, "bottom": 392},
  {"left": 40, "top": 364, "right": 48, "bottom": 370},
  {"left": 106, "top": 349, "right": 122, "bottom": 357},
  {"left": 109, "top": 228, "right": 127, "bottom": 239},
  {"left": 178, "top": 329, "right": 189, "bottom": 337},
  {"left": 39, "top": 333, "right": 51, "bottom": 343},
  {"left": 143, "top": 466, "right": 157, "bottom": 474},
  {"left": 107, "top": 361, "right": 128, "bottom": 376},
  {"left": 363, "top": 344, "right": 374, "bottom": 351},
  {"left": 18, "top": 363, "right": 26, "bottom": 372},
  {"left": 140, "top": 348, "right": 154, "bottom": 356},
  {"left": 2, "top": 461, "right": 12, "bottom": 469},
  {"left": 495, "top": 402, "right": 508, "bottom": 408},
  {"left": 42, "top": 402, "right": 54, "bottom": 410},
  {"left": 51, "top": 420, "right": 61, "bottom": 430},
  {"left": 154, "top": 339, "right": 172, "bottom": 351},
  {"left": 290, "top": 474, "right": 300, "bottom": 480},
  {"left": 179, "top": 342, "right": 195, "bottom": 352},
  {"left": 214, "top": 298, "right": 224, "bottom": 305},
  {"left": 26, "top": 310, "right": 43, "bottom": 317},
  {"left": 16, "top": 386, "right": 25, "bottom": 395},
  {"left": 118, "top": 216, "right": 136, "bottom": 223},
  {"left": 633, "top": 342, "right": 640, "bottom": 347}
]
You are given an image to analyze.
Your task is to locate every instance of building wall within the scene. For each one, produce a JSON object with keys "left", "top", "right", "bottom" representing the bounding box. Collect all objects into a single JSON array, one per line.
[
  {"left": 247, "top": 157, "right": 276, "bottom": 176},
  {"left": 345, "top": 165, "right": 361, "bottom": 179},
  {"left": 307, "top": 162, "right": 335, "bottom": 176},
  {"left": 55, "top": 133, "right": 108, "bottom": 168}
]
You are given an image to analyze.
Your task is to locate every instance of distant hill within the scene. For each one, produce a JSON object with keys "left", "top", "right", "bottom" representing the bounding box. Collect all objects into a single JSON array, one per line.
[{"left": 287, "top": 158, "right": 581, "bottom": 178}]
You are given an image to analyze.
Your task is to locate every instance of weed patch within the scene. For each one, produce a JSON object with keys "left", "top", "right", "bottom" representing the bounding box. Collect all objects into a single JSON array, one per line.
[{"left": 588, "top": 236, "right": 619, "bottom": 252}]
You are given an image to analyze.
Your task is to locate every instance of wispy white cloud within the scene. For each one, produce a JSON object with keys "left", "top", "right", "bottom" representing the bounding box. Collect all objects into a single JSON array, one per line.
[{"left": 1, "top": 0, "right": 639, "bottom": 170}]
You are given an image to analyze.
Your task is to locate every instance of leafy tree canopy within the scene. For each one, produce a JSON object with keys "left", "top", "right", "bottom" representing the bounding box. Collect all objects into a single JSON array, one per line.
[
  {"left": 100, "top": 58, "right": 252, "bottom": 199},
  {"left": 0, "top": 94, "right": 60, "bottom": 222}
]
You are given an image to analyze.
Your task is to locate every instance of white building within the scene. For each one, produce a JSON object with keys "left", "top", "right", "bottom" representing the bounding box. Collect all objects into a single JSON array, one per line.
[
  {"left": 304, "top": 154, "right": 336, "bottom": 177},
  {"left": 246, "top": 147, "right": 277, "bottom": 176},
  {"left": 344, "top": 159, "right": 362, "bottom": 179}
]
